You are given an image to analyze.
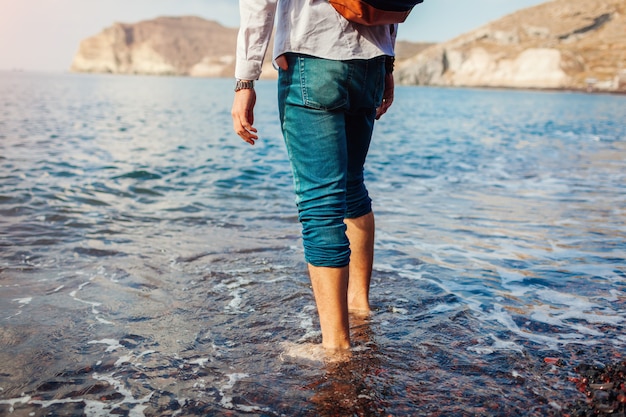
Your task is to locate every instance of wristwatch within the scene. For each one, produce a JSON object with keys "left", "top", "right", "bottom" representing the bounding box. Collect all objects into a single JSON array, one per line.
[{"left": 235, "top": 79, "right": 255, "bottom": 92}]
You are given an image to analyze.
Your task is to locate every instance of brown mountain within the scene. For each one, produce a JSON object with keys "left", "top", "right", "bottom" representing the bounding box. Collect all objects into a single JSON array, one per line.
[
  {"left": 71, "top": 16, "right": 241, "bottom": 77},
  {"left": 396, "top": 0, "right": 626, "bottom": 92}
]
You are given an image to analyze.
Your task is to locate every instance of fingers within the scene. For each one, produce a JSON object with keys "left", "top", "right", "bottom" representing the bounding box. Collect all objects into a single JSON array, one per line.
[
  {"left": 275, "top": 54, "right": 289, "bottom": 71},
  {"left": 234, "top": 108, "right": 258, "bottom": 145},
  {"left": 232, "top": 114, "right": 258, "bottom": 145},
  {"left": 375, "top": 96, "right": 393, "bottom": 120},
  {"left": 234, "top": 120, "right": 258, "bottom": 145}
]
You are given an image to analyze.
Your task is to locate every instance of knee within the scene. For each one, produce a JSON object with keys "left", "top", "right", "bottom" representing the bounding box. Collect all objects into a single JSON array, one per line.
[
  {"left": 300, "top": 209, "right": 350, "bottom": 268},
  {"left": 303, "top": 226, "right": 351, "bottom": 267},
  {"left": 345, "top": 180, "right": 372, "bottom": 219}
]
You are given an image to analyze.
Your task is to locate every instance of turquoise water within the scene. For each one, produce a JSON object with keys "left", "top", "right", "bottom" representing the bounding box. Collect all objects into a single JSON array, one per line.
[{"left": 1, "top": 71, "right": 625, "bottom": 416}]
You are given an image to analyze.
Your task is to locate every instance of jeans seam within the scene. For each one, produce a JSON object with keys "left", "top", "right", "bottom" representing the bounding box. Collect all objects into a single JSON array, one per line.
[
  {"left": 298, "top": 56, "right": 307, "bottom": 106},
  {"left": 346, "top": 63, "right": 354, "bottom": 109}
]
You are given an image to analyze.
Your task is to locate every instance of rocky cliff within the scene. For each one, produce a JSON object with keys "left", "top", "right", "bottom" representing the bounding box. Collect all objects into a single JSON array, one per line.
[
  {"left": 396, "top": 0, "right": 626, "bottom": 92},
  {"left": 71, "top": 16, "right": 243, "bottom": 78}
]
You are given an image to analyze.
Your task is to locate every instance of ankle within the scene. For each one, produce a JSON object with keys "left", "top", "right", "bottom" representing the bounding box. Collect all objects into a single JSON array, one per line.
[
  {"left": 347, "top": 285, "right": 370, "bottom": 308},
  {"left": 348, "top": 306, "right": 371, "bottom": 317},
  {"left": 347, "top": 296, "right": 370, "bottom": 314},
  {"left": 321, "top": 335, "right": 351, "bottom": 351}
]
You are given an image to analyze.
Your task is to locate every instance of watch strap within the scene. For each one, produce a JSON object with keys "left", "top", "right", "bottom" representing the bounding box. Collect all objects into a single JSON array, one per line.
[{"left": 235, "top": 79, "right": 255, "bottom": 92}]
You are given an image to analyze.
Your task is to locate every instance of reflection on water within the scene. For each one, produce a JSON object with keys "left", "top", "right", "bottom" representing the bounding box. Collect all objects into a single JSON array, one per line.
[{"left": 1, "top": 72, "right": 625, "bottom": 416}]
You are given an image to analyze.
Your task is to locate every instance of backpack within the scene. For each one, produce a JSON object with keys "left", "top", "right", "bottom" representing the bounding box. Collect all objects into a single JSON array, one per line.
[{"left": 329, "top": 0, "right": 424, "bottom": 26}]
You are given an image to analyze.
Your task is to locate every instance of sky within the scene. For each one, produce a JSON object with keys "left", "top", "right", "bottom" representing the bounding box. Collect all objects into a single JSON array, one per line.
[{"left": 0, "top": 0, "right": 547, "bottom": 72}]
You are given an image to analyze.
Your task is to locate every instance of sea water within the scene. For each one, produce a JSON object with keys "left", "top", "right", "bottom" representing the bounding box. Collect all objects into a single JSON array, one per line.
[{"left": 0, "top": 71, "right": 625, "bottom": 416}]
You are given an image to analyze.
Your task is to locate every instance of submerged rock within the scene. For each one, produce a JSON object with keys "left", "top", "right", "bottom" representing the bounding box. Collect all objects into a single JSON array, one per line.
[{"left": 568, "top": 361, "right": 626, "bottom": 416}]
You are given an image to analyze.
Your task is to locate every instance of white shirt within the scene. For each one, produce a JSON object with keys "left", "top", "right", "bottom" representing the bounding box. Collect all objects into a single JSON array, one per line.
[{"left": 235, "top": 0, "right": 397, "bottom": 80}]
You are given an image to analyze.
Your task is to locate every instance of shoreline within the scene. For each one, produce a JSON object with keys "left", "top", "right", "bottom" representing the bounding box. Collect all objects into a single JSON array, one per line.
[{"left": 3, "top": 69, "right": 626, "bottom": 96}]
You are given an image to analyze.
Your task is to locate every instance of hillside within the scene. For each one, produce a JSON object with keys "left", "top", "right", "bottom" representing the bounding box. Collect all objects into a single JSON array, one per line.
[
  {"left": 396, "top": 0, "right": 626, "bottom": 92},
  {"left": 70, "top": 16, "right": 241, "bottom": 78}
]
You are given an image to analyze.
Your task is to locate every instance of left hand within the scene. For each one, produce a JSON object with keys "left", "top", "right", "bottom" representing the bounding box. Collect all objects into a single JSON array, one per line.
[{"left": 376, "top": 72, "right": 394, "bottom": 120}]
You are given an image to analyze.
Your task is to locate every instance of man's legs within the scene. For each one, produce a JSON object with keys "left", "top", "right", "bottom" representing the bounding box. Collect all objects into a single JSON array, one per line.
[
  {"left": 308, "top": 264, "right": 351, "bottom": 350},
  {"left": 308, "top": 210, "right": 374, "bottom": 350},
  {"left": 343, "top": 65, "right": 381, "bottom": 316},
  {"left": 279, "top": 55, "right": 353, "bottom": 351},
  {"left": 309, "top": 210, "right": 375, "bottom": 350},
  {"left": 278, "top": 54, "right": 383, "bottom": 352},
  {"left": 345, "top": 211, "right": 375, "bottom": 315}
]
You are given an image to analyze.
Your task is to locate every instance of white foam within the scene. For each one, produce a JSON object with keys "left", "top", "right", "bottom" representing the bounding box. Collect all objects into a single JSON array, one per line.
[
  {"left": 218, "top": 373, "right": 249, "bottom": 410},
  {"left": 467, "top": 333, "right": 524, "bottom": 355},
  {"left": 489, "top": 333, "right": 524, "bottom": 353},
  {"left": 294, "top": 305, "right": 320, "bottom": 342},
  {"left": 88, "top": 338, "right": 123, "bottom": 352},
  {"left": 390, "top": 306, "right": 408, "bottom": 315},
  {"left": 215, "top": 276, "right": 253, "bottom": 290},
  {"left": 30, "top": 398, "right": 83, "bottom": 409},
  {"left": 82, "top": 399, "right": 111, "bottom": 416},
  {"left": 0, "top": 395, "right": 31, "bottom": 413},
  {"left": 114, "top": 355, "right": 133, "bottom": 367},
  {"left": 280, "top": 341, "right": 326, "bottom": 362},
  {"left": 607, "top": 289, "right": 622, "bottom": 302},
  {"left": 188, "top": 357, "right": 211, "bottom": 367},
  {"left": 535, "top": 288, "right": 596, "bottom": 310},
  {"left": 467, "top": 346, "right": 496, "bottom": 355},
  {"left": 428, "top": 303, "right": 458, "bottom": 315},
  {"left": 137, "top": 350, "right": 155, "bottom": 358},
  {"left": 395, "top": 259, "right": 625, "bottom": 351},
  {"left": 12, "top": 297, "right": 32, "bottom": 305},
  {"left": 495, "top": 267, "right": 527, "bottom": 285},
  {"left": 279, "top": 341, "right": 353, "bottom": 363},
  {"left": 69, "top": 281, "right": 113, "bottom": 325},
  {"left": 226, "top": 288, "right": 245, "bottom": 312},
  {"left": 96, "top": 317, "right": 114, "bottom": 325},
  {"left": 531, "top": 305, "right": 623, "bottom": 328},
  {"left": 92, "top": 373, "right": 153, "bottom": 417},
  {"left": 212, "top": 276, "right": 255, "bottom": 313},
  {"left": 484, "top": 304, "right": 583, "bottom": 350}
]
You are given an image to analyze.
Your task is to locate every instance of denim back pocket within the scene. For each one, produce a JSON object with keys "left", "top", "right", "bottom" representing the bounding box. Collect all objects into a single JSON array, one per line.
[{"left": 295, "top": 55, "right": 351, "bottom": 111}]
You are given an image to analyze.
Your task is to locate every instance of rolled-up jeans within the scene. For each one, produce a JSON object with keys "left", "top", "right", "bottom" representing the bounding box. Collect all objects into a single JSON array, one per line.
[{"left": 278, "top": 53, "right": 385, "bottom": 267}]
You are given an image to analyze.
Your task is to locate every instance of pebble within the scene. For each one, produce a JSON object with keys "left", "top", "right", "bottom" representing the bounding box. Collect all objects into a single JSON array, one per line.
[{"left": 568, "top": 361, "right": 626, "bottom": 416}]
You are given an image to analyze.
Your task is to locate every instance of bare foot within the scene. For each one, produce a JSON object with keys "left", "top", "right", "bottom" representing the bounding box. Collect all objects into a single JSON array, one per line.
[
  {"left": 280, "top": 341, "right": 351, "bottom": 363},
  {"left": 322, "top": 346, "right": 352, "bottom": 363}
]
